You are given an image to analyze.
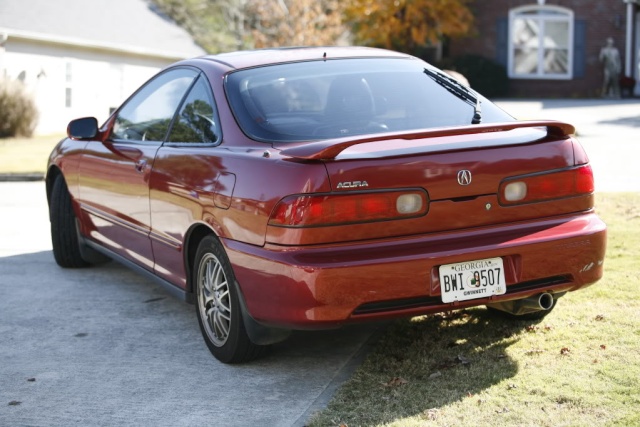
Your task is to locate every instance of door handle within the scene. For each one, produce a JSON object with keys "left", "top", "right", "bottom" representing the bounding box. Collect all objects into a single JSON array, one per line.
[{"left": 135, "top": 159, "right": 148, "bottom": 173}]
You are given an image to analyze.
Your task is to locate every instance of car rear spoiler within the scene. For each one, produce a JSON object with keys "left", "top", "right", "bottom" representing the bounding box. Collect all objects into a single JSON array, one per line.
[{"left": 280, "top": 120, "right": 575, "bottom": 161}]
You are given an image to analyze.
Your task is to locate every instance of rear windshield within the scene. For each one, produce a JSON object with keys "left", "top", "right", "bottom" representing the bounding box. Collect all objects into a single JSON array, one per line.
[{"left": 225, "top": 58, "right": 512, "bottom": 143}]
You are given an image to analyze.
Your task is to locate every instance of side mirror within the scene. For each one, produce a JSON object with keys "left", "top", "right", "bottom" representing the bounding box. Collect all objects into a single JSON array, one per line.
[{"left": 67, "top": 117, "right": 98, "bottom": 139}]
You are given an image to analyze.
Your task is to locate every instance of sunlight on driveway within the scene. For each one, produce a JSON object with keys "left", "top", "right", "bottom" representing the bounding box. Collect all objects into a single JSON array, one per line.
[{"left": 0, "top": 182, "right": 52, "bottom": 257}]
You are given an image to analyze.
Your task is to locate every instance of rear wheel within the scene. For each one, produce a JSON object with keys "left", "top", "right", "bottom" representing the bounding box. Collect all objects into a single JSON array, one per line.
[
  {"left": 194, "top": 235, "right": 266, "bottom": 363},
  {"left": 50, "top": 175, "right": 90, "bottom": 268}
]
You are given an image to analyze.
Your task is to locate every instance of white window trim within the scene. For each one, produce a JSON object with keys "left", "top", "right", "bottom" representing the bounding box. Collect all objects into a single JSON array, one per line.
[
  {"left": 65, "top": 60, "right": 73, "bottom": 108},
  {"left": 508, "top": 4, "right": 574, "bottom": 80}
]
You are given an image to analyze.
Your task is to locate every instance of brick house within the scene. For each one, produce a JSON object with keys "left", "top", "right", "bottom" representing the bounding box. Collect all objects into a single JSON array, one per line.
[{"left": 449, "top": 0, "right": 640, "bottom": 97}]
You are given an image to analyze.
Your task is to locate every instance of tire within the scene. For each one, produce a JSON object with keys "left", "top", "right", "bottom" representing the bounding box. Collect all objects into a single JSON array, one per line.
[
  {"left": 194, "top": 235, "right": 267, "bottom": 363},
  {"left": 50, "top": 175, "right": 90, "bottom": 268}
]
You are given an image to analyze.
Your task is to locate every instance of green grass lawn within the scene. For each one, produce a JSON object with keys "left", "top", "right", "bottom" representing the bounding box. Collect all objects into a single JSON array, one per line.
[
  {"left": 309, "top": 193, "right": 640, "bottom": 427},
  {"left": 0, "top": 134, "right": 64, "bottom": 174}
]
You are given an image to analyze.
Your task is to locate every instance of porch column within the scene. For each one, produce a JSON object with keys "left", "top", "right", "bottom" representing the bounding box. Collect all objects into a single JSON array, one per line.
[
  {"left": 625, "top": 0, "right": 640, "bottom": 95},
  {"left": 624, "top": 0, "right": 634, "bottom": 77}
]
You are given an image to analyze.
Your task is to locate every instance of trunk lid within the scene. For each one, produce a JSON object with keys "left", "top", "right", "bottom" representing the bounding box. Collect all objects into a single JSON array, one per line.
[{"left": 270, "top": 121, "right": 592, "bottom": 245}]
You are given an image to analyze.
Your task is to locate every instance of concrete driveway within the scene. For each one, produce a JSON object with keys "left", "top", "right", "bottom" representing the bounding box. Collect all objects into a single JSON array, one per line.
[
  {"left": 1, "top": 99, "right": 638, "bottom": 427},
  {"left": 0, "top": 182, "right": 381, "bottom": 426}
]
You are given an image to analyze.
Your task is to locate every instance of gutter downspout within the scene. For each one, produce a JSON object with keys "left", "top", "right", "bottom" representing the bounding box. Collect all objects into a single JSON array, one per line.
[{"left": 624, "top": 0, "right": 640, "bottom": 96}]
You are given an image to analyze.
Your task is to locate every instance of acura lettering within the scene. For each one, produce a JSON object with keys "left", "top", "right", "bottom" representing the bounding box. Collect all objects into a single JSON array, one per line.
[{"left": 337, "top": 181, "right": 369, "bottom": 189}]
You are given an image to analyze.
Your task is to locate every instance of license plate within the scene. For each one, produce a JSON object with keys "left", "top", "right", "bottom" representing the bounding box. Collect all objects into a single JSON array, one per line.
[{"left": 439, "top": 257, "right": 506, "bottom": 303}]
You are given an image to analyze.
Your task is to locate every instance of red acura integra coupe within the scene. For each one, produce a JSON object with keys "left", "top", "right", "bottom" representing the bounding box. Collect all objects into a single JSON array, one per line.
[{"left": 47, "top": 47, "right": 606, "bottom": 363}]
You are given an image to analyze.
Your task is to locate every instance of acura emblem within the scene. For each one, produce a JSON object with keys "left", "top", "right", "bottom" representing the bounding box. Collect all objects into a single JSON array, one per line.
[{"left": 457, "top": 170, "right": 472, "bottom": 186}]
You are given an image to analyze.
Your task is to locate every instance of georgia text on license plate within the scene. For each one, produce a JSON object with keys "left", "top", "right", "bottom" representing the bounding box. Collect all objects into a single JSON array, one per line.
[{"left": 439, "top": 257, "right": 506, "bottom": 303}]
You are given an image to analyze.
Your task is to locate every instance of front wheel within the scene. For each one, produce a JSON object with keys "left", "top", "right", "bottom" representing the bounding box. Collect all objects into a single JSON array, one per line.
[
  {"left": 50, "top": 175, "right": 90, "bottom": 268},
  {"left": 194, "top": 235, "right": 267, "bottom": 363}
]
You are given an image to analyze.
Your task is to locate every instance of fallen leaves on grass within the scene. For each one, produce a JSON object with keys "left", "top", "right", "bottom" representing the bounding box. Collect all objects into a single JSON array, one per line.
[
  {"left": 429, "top": 371, "right": 442, "bottom": 379},
  {"left": 422, "top": 409, "right": 439, "bottom": 421},
  {"left": 382, "top": 377, "right": 408, "bottom": 388},
  {"left": 436, "top": 354, "right": 472, "bottom": 370},
  {"left": 456, "top": 354, "right": 471, "bottom": 365},
  {"left": 526, "top": 324, "right": 555, "bottom": 333}
]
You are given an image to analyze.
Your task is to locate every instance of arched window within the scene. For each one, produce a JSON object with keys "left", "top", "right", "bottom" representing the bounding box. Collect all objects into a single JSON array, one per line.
[{"left": 509, "top": 5, "right": 574, "bottom": 79}]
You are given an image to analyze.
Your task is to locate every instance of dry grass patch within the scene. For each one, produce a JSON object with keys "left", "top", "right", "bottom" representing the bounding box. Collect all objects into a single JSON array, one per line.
[
  {"left": 309, "top": 193, "right": 640, "bottom": 427},
  {"left": 0, "top": 134, "right": 63, "bottom": 174}
]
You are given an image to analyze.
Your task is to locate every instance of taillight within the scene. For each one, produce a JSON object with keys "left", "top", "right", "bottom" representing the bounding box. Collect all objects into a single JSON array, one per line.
[
  {"left": 499, "top": 165, "right": 594, "bottom": 205},
  {"left": 269, "top": 190, "right": 428, "bottom": 227},
  {"left": 572, "top": 139, "right": 590, "bottom": 165}
]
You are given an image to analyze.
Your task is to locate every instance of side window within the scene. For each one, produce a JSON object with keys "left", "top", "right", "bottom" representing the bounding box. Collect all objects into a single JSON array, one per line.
[
  {"left": 167, "top": 76, "right": 220, "bottom": 144},
  {"left": 111, "top": 68, "right": 198, "bottom": 141}
]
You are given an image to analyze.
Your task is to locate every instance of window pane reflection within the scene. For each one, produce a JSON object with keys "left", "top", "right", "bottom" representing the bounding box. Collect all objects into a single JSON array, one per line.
[{"left": 509, "top": 6, "right": 572, "bottom": 79}]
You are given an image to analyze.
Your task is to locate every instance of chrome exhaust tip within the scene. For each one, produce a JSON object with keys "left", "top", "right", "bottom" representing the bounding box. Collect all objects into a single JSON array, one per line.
[
  {"left": 486, "top": 292, "right": 561, "bottom": 317},
  {"left": 537, "top": 292, "right": 554, "bottom": 311}
]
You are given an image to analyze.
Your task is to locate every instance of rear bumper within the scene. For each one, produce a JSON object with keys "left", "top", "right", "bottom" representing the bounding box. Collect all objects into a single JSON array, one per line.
[{"left": 224, "top": 212, "right": 606, "bottom": 329}]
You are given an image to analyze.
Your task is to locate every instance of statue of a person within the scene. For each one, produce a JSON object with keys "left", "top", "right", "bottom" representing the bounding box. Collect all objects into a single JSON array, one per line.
[{"left": 599, "top": 37, "right": 621, "bottom": 98}]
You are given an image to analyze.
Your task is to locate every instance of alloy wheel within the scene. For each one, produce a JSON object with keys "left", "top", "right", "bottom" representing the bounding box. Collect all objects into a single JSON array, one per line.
[{"left": 197, "top": 253, "right": 232, "bottom": 347}]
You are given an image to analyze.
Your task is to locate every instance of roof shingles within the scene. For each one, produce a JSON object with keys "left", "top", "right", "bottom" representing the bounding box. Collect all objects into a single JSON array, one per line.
[{"left": 0, "top": 0, "right": 206, "bottom": 59}]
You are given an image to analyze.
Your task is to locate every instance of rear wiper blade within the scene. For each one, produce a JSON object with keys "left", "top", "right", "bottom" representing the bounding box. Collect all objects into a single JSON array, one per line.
[{"left": 423, "top": 67, "right": 482, "bottom": 124}]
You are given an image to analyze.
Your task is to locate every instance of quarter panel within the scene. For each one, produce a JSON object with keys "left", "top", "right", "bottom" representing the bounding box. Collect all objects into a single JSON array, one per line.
[{"left": 148, "top": 146, "right": 331, "bottom": 288}]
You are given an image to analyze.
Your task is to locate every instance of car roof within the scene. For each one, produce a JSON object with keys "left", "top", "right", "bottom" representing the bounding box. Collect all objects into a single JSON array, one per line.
[{"left": 198, "top": 46, "right": 411, "bottom": 70}]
